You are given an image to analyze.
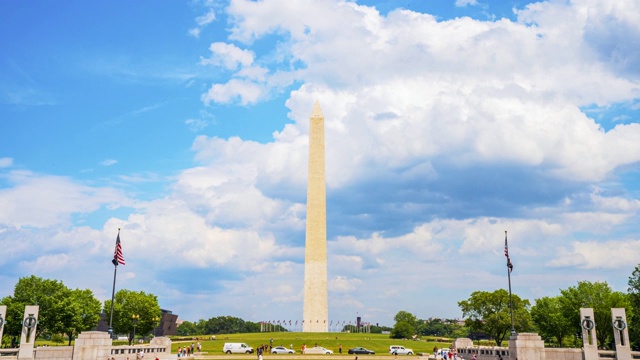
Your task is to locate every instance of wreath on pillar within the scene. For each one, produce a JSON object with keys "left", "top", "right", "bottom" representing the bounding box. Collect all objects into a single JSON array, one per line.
[
  {"left": 581, "top": 318, "right": 595, "bottom": 331},
  {"left": 612, "top": 319, "right": 627, "bottom": 331}
]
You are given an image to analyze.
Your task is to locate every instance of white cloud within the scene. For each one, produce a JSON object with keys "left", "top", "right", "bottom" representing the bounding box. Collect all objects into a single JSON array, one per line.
[
  {"left": 101, "top": 159, "right": 118, "bottom": 166},
  {"left": 0, "top": 170, "right": 130, "bottom": 228},
  {"left": 189, "top": 9, "right": 217, "bottom": 38},
  {"left": 185, "top": 118, "right": 209, "bottom": 132},
  {"left": 201, "top": 79, "right": 265, "bottom": 105},
  {"left": 548, "top": 240, "right": 640, "bottom": 269},
  {"left": 200, "top": 42, "right": 254, "bottom": 70},
  {"left": 196, "top": 10, "right": 216, "bottom": 26},
  {"left": 455, "top": 0, "right": 479, "bottom": 7},
  {"left": 20, "top": 253, "right": 70, "bottom": 272},
  {"left": 0, "top": 157, "right": 13, "bottom": 168}
]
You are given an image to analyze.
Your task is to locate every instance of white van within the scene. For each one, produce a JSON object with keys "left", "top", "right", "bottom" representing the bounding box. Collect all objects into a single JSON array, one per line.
[{"left": 223, "top": 342, "right": 254, "bottom": 354}]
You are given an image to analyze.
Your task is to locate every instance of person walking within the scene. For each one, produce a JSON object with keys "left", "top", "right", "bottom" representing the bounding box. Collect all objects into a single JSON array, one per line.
[{"left": 339, "top": 344, "right": 343, "bottom": 354}]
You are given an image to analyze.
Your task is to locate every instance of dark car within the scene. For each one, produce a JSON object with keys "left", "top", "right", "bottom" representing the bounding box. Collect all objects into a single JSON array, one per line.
[{"left": 348, "top": 347, "right": 375, "bottom": 355}]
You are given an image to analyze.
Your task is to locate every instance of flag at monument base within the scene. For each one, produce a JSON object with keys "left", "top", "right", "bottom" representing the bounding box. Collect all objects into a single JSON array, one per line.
[{"left": 112, "top": 231, "right": 126, "bottom": 266}]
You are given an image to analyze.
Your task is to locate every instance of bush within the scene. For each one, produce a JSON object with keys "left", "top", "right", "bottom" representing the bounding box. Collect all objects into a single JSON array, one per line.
[{"left": 51, "top": 334, "right": 65, "bottom": 344}]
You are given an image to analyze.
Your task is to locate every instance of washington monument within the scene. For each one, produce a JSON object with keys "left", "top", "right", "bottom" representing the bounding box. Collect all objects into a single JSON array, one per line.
[{"left": 302, "top": 100, "right": 328, "bottom": 332}]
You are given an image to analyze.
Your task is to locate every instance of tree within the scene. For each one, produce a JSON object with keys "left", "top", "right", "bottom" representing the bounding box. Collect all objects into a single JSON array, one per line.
[
  {"left": 531, "top": 296, "right": 573, "bottom": 346},
  {"left": 559, "top": 281, "right": 631, "bottom": 349},
  {"left": 0, "top": 275, "right": 99, "bottom": 343},
  {"left": 394, "top": 311, "right": 418, "bottom": 326},
  {"left": 629, "top": 264, "right": 640, "bottom": 351},
  {"left": 204, "top": 316, "right": 258, "bottom": 334},
  {"left": 60, "top": 289, "right": 102, "bottom": 345},
  {"left": 176, "top": 320, "right": 202, "bottom": 336},
  {"left": 391, "top": 311, "right": 418, "bottom": 339},
  {"left": 391, "top": 321, "right": 414, "bottom": 339},
  {"left": 418, "top": 318, "right": 464, "bottom": 338},
  {"left": 103, "top": 289, "right": 161, "bottom": 345},
  {"left": 458, "top": 289, "right": 532, "bottom": 346}
]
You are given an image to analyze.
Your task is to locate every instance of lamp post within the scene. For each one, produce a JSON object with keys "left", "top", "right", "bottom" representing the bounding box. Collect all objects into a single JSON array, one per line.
[
  {"left": 152, "top": 317, "right": 160, "bottom": 337},
  {"left": 131, "top": 314, "right": 139, "bottom": 345}
]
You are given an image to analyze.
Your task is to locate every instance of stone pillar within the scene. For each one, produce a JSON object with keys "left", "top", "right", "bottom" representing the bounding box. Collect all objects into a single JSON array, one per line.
[
  {"left": 73, "top": 331, "right": 112, "bottom": 360},
  {"left": 302, "top": 100, "right": 328, "bottom": 332},
  {"left": 611, "top": 308, "right": 631, "bottom": 360},
  {"left": 18, "top": 305, "right": 39, "bottom": 360},
  {"left": 580, "top": 308, "right": 598, "bottom": 360},
  {"left": 151, "top": 336, "right": 172, "bottom": 354},
  {"left": 0, "top": 305, "right": 6, "bottom": 343},
  {"left": 508, "top": 333, "right": 545, "bottom": 360}
]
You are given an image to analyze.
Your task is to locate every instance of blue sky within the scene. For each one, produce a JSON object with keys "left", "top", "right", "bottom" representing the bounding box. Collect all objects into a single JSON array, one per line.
[{"left": 1, "top": 0, "right": 640, "bottom": 328}]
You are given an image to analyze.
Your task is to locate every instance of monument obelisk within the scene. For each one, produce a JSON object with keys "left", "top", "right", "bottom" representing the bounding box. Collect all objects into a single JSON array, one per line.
[{"left": 302, "top": 100, "right": 328, "bottom": 332}]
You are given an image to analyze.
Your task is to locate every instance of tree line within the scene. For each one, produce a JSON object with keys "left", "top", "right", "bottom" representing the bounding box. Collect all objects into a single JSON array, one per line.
[
  {"left": 176, "top": 318, "right": 393, "bottom": 335},
  {"left": 391, "top": 263, "right": 640, "bottom": 351},
  {"left": 3, "top": 263, "right": 640, "bottom": 352},
  {"left": 0, "top": 275, "right": 160, "bottom": 346}
]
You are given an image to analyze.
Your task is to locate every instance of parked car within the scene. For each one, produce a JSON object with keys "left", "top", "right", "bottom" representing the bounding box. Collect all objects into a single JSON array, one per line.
[
  {"left": 271, "top": 346, "right": 295, "bottom": 354},
  {"left": 305, "top": 346, "right": 334, "bottom": 355},
  {"left": 348, "top": 347, "right": 375, "bottom": 354},
  {"left": 389, "top": 345, "right": 414, "bottom": 355},
  {"left": 223, "top": 343, "right": 254, "bottom": 354}
]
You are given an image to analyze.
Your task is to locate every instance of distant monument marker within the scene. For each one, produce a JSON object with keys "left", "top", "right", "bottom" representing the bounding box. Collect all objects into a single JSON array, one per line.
[{"left": 302, "top": 101, "right": 328, "bottom": 332}]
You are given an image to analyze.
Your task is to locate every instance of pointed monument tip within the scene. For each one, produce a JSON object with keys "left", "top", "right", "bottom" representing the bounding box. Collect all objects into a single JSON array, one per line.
[{"left": 311, "top": 100, "right": 324, "bottom": 118}]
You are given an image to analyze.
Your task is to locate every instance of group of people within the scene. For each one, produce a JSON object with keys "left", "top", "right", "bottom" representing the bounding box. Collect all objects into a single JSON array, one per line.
[
  {"left": 433, "top": 346, "right": 461, "bottom": 360},
  {"left": 256, "top": 343, "right": 272, "bottom": 358},
  {"left": 177, "top": 342, "right": 201, "bottom": 358}
]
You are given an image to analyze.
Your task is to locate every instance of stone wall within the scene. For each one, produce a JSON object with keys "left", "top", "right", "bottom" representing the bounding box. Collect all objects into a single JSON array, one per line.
[{"left": 34, "top": 346, "right": 73, "bottom": 360}]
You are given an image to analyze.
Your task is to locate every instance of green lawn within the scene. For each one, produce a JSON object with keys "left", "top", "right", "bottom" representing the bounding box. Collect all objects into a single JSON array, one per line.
[{"left": 171, "top": 333, "right": 453, "bottom": 355}]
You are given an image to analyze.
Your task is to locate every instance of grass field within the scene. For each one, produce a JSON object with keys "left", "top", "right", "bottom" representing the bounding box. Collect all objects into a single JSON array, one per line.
[{"left": 171, "top": 333, "right": 454, "bottom": 355}]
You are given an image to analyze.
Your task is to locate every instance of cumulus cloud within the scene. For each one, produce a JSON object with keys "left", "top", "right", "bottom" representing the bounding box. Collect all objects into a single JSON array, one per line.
[
  {"left": 0, "top": 170, "right": 130, "bottom": 228},
  {"left": 200, "top": 42, "right": 254, "bottom": 70},
  {"left": 181, "top": 0, "right": 640, "bottom": 321}
]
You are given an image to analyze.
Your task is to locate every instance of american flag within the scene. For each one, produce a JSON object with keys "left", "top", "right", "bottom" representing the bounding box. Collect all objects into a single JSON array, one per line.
[
  {"left": 504, "top": 231, "right": 513, "bottom": 273},
  {"left": 112, "top": 230, "right": 125, "bottom": 266}
]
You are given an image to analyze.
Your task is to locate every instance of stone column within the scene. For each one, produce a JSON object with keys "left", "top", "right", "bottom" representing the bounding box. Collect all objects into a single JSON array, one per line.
[
  {"left": 611, "top": 308, "right": 631, "bottom": 360},
  {"left": 0, "top": 305, "right": 6, "bottom": 343},
  {"left": 73, "top": 331, "right": 112, "bottom": 360},
  {"left": 18, "top": 305, "right": 39, "bottom": 360},
  {"left": 580, "top": 308, "right": 598, "bottom": 360},
  {"left": 302, "top": 100, "right": 328, "bottom": 332},
  {"left": 508, "top": 333, "right": 545, "bottom": 360}
]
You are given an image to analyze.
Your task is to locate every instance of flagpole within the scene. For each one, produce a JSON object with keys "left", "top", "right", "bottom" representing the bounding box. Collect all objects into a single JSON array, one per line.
[
  {"left": 505, "top": 231, "right": 516, "bottom": 336},
  {"left": 108, "top": 261, "right": 117, "bottom": 338},
  {"left": 108, "top": 228, "right": 121, "bottom": 339}
]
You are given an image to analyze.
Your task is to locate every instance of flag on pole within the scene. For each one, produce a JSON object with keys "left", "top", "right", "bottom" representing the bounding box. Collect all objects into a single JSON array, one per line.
[
  {"left": 504, "top": 231, "right": 513, "bottom": 273},
  {"left": 112, "top": 230, "right": 126, "bottom": 266}
]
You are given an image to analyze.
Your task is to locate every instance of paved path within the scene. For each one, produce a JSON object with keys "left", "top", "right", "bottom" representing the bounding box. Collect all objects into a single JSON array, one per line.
[{"left": 190, "top": 354, "right": 428, "bottom": 360}]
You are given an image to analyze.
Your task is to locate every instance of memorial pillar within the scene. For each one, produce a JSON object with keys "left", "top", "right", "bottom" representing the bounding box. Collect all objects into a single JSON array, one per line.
[
  {"left": 0, "top": 305, "right": 6, "bottom": 343},
  {"left": 18, "top": 305, "right": 39, "bottom": 360},
  {"left": 611, "top": 308, "right": 631, "bottom": 360},
  {"left": 580, "top": 308, "right": 598, "bottom": 360}
]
